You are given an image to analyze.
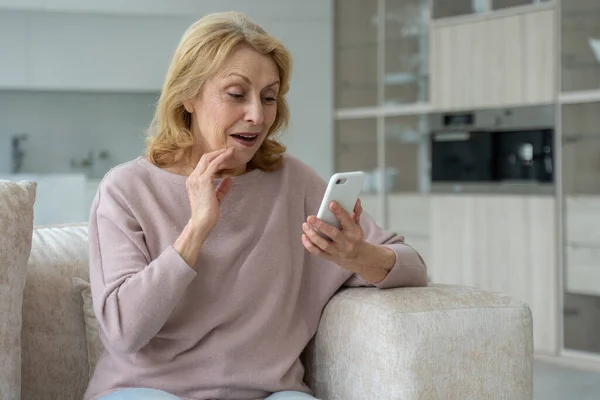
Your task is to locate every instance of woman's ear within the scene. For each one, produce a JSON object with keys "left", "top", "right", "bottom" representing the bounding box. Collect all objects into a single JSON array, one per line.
[{"left": 183, "top": 99, "right": 194, "bottom": 113}]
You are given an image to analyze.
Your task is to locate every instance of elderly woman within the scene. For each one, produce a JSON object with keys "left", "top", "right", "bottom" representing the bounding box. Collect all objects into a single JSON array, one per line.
[{"left": 86, "top": 11, "right": 427, "bottom": 400}]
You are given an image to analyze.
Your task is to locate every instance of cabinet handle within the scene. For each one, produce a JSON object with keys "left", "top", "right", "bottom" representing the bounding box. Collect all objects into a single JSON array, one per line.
[{"left": 564, "top": 307, "right": 580, "bottom": 317}]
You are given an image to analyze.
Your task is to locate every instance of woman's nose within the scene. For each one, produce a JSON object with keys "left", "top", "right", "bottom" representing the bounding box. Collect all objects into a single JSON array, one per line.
[{"left": 244, "top": 98, "right": 264, "bottom": 125}]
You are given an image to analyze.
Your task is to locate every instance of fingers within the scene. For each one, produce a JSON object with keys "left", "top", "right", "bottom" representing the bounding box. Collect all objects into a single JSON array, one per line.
[
  {"left": 302, "top": 222, "right": 338, "bottom": 254},
  {"left": 352, "top": 198, "right": 363, "bottom": 224},
  {"left": 307, "top": 216, "right": 341, "bottom": 242},
  {"left": 329, "top": 201, "right": 356, "bottom": 231},
  {"left": 193, "top": 148, "right": 232, "bottom": 176},
  {"left": 203, "top": 148, "right": 235, "bottom": 178},
  {"left": 302, "top": 233, "right": 329, "bottom": 258},
  {"left": 215, "top": 176, "right": 232, "bottom": 203}
]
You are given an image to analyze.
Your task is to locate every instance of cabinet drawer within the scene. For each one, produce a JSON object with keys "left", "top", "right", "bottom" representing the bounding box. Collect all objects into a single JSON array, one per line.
[
  {"left": 566, "top": 197, "right": 600, "bottom": 246},
  {"left": 566, "top": 245, "right": 600, "bottom": 296}
]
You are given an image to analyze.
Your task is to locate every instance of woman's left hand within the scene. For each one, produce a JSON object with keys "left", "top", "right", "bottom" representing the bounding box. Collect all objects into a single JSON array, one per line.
[{"left": 301, "top": 199, "right": 366, "bottom": 269}]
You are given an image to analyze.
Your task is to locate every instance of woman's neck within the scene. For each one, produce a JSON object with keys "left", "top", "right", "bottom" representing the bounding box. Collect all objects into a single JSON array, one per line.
[{"left": 165, "top": 148, "right": 248, "bottom": 178}]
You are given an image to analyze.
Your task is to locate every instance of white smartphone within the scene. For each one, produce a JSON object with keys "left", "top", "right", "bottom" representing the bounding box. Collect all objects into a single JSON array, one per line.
[{"left": 316, "top": 171, "right": 366, "bottom": 232}]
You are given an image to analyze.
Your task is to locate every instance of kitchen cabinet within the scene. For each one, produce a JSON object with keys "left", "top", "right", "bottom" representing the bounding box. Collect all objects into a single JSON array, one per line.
[
  {"left": 432, "top": 0, "right": 480, "bottom": 20},
  {"left": 430, "top": 7, "right": 556, "bottom": 111},
  {"left": 493, "top": 0, "right": 552, "bottom": 11},
  {"left": 335, "top": 0, "right": 430, "bottom": 108},
  {"left": 384, "top": 0, "right": 430, "bottom": 106},
  {"left": 0, "top": 0, "right": 329, "bottom": 21},
  {"left": 564, "top": 196, "right": 600, "bottom": 297},
  {"left": 429, "top": 195, "right": 558, "bottom": 354},
  {"left": 562, "top": 102, "right": 600, "bottom": 195},
  {"left": 384, "top": 114, "right": 429, "bottom": 193},
  {"left": 563, "top": 196, "right": 600, "bottom": 356},
  {"left": 0, "top": 12, "right": 29, "bottom": 89},
  {"left": 335, "top": 118, "right": 383, "bottom": 225},
  {"left": 561, "top": 0, "right": 600, "bottom": 93},
  {"left": 432, "top": 0, "right": 552, "bottom": 19},
  {"left": 0, "top": 10, "right": 194, "bottom": 92},
  {"left": 357, "top": 193, "right": 431, "bottom": 266},
  {"left": 334, "top": 0, "right": 378, "bottom": 108},
  {"left": 388, "top": 194, "right": 430, "bottom": 263},
  {"left": 561, "top": 102, "right": 600, "bottom": 296}
]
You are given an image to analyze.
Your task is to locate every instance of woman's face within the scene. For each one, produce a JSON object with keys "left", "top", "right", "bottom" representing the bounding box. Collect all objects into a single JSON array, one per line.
[{"left": 184, "top": 45, "right": 280, "bottom": 172}]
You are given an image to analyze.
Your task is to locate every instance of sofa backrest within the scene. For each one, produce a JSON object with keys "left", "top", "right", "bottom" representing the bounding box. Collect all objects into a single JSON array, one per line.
[{"left": 21, "top": 223, "right": 90, "bottom": 400}]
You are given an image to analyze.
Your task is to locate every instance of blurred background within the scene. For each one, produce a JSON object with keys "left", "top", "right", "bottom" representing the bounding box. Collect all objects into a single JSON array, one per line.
[{"left": 1, "top": 0, "right": 599, "bottom": 397}]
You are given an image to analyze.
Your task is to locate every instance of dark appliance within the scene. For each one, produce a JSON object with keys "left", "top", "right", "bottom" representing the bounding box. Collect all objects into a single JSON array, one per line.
[
  {"left": 493, "top": 129, "right": 553, "bottom": 182},
  {"left": 430, "top": 131, "right": 493, "bottom": 182},
  {"left": 429, "top": 105, "right": 555, "bottom": 183}
]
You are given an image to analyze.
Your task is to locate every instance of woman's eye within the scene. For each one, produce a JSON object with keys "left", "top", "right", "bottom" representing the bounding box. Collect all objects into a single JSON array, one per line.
[
  {"left": 263, "top": 97, "right": 277, "bottom": 103},
  {"left": 228, "top": 92, "right": 243, "bottom": 99}
]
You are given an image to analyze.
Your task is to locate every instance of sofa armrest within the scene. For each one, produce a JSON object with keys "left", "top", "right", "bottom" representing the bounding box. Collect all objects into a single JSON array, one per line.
[{"left": 303, "top": 284, "right": 533, "bottom": 400}]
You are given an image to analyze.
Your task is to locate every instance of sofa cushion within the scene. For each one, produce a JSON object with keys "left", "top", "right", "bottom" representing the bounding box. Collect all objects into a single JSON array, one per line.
[
  {"left": 21, "top": 224, "right": 90, "bottom": 400},
  {"left": 0, "top": 180, "right": 36, "bottom": 400},
  {"left": 73, "top": 278, "right": 103, "bottom": 378},
  {"left": 304, "top": 284, "right": 534, "bottom": 400}
]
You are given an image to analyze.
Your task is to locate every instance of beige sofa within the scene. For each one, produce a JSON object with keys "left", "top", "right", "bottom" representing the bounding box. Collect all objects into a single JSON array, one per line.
[{"left": 1, "top": 181, "right": 534, "bottom": 400}]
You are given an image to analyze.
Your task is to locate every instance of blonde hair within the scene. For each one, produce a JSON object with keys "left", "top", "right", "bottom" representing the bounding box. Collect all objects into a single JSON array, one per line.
[{"left": 145, "top": 11, "right": 291, "bottom": 171}]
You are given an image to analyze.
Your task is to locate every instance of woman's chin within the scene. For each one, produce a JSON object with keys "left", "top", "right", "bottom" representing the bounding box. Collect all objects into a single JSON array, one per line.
[{"left": 220, "top": 157, "right": 252, "bottom": 176}]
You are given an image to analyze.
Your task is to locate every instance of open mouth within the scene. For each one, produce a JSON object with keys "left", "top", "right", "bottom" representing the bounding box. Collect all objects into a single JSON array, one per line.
[{"left": 230, "top": 133, "right": 260, "bottom": 146}]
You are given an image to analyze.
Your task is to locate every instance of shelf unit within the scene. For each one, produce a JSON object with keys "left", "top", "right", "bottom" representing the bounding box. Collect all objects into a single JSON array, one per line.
[
  {"left": 334, "top": 0, "right": 431, "bottom": 222},
  {"left": 334, "top": 0, "right": 600, "bottom": 362},
  {"left": 559, "top": 0, "right": 600, "bottom": 359}
]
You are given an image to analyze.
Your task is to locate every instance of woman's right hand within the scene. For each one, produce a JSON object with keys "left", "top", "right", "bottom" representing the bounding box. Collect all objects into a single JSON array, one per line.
[{"left": 186, "top": 147, "right": 235, "bottom": 233}]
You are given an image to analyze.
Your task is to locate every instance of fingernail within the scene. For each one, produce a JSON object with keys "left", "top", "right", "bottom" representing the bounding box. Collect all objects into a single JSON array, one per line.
[
  {"left": 308, "top": 216, "right": 317, "bottom": 224},
  {"left": 330, "top": 202, "right": 338, "bottom": 210},
  {"left": 302, "top": 223, "right": 309, "bottom": 230}
]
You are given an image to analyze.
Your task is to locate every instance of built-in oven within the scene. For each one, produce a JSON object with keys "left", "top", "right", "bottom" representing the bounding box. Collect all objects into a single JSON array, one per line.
[{"left": 429, "top": 105, "right": 555, "bottom": 184}]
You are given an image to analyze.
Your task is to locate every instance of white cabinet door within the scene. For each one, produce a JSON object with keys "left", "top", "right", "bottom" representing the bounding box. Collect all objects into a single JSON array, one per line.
[
  {"left": 565, "top": 196, "right": 600, "bottom": 296},
  {"left": 0, "top": 11, "right": 30, "bottom": 89},
  {"left": 430, "top": 8, "right": 556, "bottom": 110},
  {"left": 0, "top": 10, "right": 194, "bottom": 92},
  {"left": 429, "top": 195, "right": 558, "bottom": 355},
  {"left": 27, "top": 12, "right": 193, "bottom": 92}
]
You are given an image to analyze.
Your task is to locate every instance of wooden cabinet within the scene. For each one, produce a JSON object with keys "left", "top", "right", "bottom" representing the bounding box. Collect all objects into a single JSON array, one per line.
[
  {"left": 429, "top": 195, "right": 558, "bottom": 354},
  {"left": 388, "top": 194, "right": 431, "bottom": 263},
  {"left": 561, "top": 0, "right": 600, "bottom": 93},
  {"left": 565, "top": 196, "right": 600, "bottom": 296},
  {"left": 360, "top": 193, "right": 431, "bottom": 267},
  {"left": 430, "top": 7, "right": 557, "bottom": 111},
  {"left": 562, "top": 103, "right": 600, "bottom": 297},
  {"left": 334, "top": 0, "right": 378, "bottom": 108},
  {"left": 334, "top": 0, "right": 430, "bottom": 108},
  {"left": 562, "top": 102, "right": 600, "bottom": 195},
  {"left": 432, "top": 0, "right": 553, "bottom": 20}
]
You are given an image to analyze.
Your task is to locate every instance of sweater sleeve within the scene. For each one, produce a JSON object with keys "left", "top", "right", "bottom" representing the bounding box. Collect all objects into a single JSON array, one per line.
[
  {"left": 298, "top": 156, "right": 427, "bottom": 289},
  {"left": 88, "top": 179, "right": 197, "bottom": 354},
  {"left": 343, "top": 209, "right": 428, "bottom": 289}
]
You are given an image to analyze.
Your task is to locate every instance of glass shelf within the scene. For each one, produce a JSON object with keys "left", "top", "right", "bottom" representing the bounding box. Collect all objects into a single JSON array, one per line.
[
  {"left": 432, "top": 0, "right": 551, "bottom": 19},
  {"left": 562, "top": 101, "right": 600, "bottom": 356},
  {"left": 335, "top": 118, "right": 384, "bottom": 225},
  {"left": 561, "top": 0, "right": 600, "bottom": 92},
  {"left": 384, "top": 114, "right": 430, "bottom": 193},
  {"left": 335, "top": 0, "right": 377, "bottom": 108},
  {"left": 385, "top": 0, "right": 430, "bottom": 105},
  {"left": 562, "top": 103, "right": 600, "bottom": 195}
]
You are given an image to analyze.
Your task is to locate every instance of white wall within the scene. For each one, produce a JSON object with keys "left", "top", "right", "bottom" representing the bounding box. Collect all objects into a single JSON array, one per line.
[{"left": 0, "top": 1, "right": 333, "bottom": 179}]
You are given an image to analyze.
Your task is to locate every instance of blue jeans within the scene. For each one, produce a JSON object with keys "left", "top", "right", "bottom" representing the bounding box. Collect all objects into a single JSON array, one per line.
[{"left": 98, "top": 388, "right": 318, "bottom": 399}]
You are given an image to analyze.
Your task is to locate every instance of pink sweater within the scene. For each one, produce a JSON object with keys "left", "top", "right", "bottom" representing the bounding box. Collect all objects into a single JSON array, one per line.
[{"left": 85, "top": 155, "right": 427, "bottom": 400}]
